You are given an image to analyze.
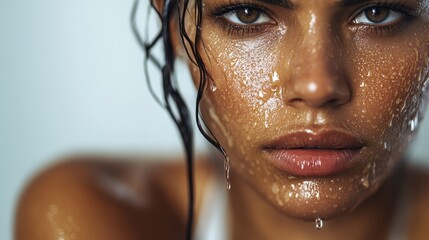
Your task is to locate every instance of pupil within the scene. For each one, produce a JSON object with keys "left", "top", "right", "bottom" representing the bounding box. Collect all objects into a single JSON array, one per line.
[
  {"left": 365, "top": 7, "right": 389, "bottom": 23},
  {"left": 237, "top": 8, "right": 260, "bottom": 24}
]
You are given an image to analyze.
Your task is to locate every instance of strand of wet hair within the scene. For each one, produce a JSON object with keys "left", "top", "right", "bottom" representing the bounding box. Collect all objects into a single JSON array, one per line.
[
  {"left": 131, "top": 0, "right": 163, "bottom": 106},
  {"left": 161, "top": 1, "right": 196, "bottom": 239},
  {"left": 133, "top": 0, "right": 228, "bottom": 238},
  {"left": 174, "top": 0, "right": 225, "bottom": 150},
  {"left": 131, "top": 0, "right": 194, "bottom": 239},
  {"left": 173, "top": 0, "right": 230, "bottom": 235},
  {"left": 176, "top": 0, "right": 229, "bottom": 161}
]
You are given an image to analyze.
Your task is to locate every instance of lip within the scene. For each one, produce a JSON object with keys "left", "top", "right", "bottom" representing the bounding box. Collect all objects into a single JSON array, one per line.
[{"left": 263, "top": 129, "right": 365, "bottom": 177}]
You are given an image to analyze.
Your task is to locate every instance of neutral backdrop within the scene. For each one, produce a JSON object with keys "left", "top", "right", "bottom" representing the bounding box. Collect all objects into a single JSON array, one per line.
[{"left": 1, "top": 0, "right": 428, "bottom": 240}]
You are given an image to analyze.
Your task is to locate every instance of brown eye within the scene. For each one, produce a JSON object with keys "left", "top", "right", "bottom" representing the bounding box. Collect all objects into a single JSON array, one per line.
[
  {"left": 222, "top": 7, "right": 271, "bottom": 25},
  {"left": 364, "top": 7, "right": 389, "bottom": 23},
  {"left": 236, "top": 8, "right": 261, "bottom": 24},
  {"left": 354, "top": 6, "right": 403, "bottom": 25}
]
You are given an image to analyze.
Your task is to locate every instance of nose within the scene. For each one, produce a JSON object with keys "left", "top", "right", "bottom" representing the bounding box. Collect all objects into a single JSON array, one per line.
[{"left": 283, "top": 19, "right": 351, "bottom": 109}]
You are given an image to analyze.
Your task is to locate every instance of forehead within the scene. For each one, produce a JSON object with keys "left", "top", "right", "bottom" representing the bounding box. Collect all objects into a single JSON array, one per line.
[{"left": 217, "top": 0, "right": 425, "bottom": 8}]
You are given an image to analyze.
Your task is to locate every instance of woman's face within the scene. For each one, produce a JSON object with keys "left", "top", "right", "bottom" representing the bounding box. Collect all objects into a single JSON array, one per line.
[{"left": 186, "top": 0, "right": 429, "bottom": 219}]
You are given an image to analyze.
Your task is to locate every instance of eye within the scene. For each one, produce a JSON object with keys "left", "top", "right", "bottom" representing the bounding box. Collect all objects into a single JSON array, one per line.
[
  {"left": 353, "top": 6, "right": 404, "bottom": 25},
  {"left": 223, "top": 7, "right": 271, "bottom": 25}
]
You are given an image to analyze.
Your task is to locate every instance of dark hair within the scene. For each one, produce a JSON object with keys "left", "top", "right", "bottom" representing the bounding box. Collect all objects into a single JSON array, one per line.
[{"left": 131, "top": 0, "right": 227, "bottom": 239}]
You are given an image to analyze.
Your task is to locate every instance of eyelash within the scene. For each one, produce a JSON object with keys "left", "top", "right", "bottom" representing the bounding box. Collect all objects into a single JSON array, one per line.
[
  {"left": 211, "top": 2, "right": 274, "bottom": 36},
  {"left": 210, "top": 1, "right": 415, "bottom": 36},
  {"left": 350, "top": 2, "right": 414, "bottom": 35}
]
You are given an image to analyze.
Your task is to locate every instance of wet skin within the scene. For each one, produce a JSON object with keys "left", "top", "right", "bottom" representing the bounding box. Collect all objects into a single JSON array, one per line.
[
  {"left": 14, "top": 0, "right": 429, "bottom": 240},
  {"left": 184, "top": 0, "right": 429, "bottom": 227}
]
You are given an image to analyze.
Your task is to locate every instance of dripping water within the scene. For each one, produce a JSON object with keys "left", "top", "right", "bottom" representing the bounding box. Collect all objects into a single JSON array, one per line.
[
  {"left": 210, "top": 81, "right": 217, "bottom": 92},
  {"left": 224, "top": 155, "right": 231, "bottom": 190},
  {"left": 315, "top": 218, "right": 323, "bottom": 230},
  {"left": 408, "top": 112, "right": 419, "bottom": 132}
]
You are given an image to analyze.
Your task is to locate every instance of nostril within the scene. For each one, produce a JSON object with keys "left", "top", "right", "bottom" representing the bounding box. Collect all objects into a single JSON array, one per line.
[{"left": 324, "top": 98, "right": 340, "bottom": 107}]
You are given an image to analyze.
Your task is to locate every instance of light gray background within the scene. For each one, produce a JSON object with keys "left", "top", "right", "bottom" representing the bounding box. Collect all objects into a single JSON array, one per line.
[{"left": 1, "top": 1, "right": 428, "bottom": 240}]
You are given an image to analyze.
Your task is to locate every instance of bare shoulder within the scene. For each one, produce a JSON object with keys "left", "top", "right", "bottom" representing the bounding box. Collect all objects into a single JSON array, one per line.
[
  {"left": 406, "top": 164, "right": 429, "bottom": 239},
  {"left": 15, "top": 154, "right": 214, "bottom": 240}
]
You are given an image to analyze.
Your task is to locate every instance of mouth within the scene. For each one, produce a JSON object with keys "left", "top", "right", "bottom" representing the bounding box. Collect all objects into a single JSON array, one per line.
[{"left": 262, "top": 129, "right": 365, "bottom": 177}]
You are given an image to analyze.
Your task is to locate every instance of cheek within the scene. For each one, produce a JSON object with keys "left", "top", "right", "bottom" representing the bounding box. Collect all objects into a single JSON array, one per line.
[
  {"left": 197, "top": 32, "right": 287, "bottom": 150},
  {"left": 348, "top": 30, "right": 429, "bottom": 186},
  {"left": 207, "top": 35, "right": 281, "bottom": 102},
  {"left": 351, "top": 32, "right": 429, "bottom": 143}
]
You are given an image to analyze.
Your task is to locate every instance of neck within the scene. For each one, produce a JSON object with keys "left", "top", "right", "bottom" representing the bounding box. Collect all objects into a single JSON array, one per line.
[{"left": 228, "top": 172, "right": 402, "bottom": 240}]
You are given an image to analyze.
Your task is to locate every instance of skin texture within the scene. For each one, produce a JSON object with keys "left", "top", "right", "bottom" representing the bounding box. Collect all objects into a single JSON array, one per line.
[
  {"left": 14, "top": 0, "right": 429, "bottom": 239},
  {"left": 189, "top": 0, "right": 429, "bottom": 221}
]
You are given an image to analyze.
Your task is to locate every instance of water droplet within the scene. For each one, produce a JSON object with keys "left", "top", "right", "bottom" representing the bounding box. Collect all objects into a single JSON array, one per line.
[
  {"left": 284, "top": 191, "right": 292, "bottom": 202},
  {"left": 408, "top": 113, "right": 419, "bottom": 132},
  {"left": 272, "top": 71, "right": 280, "bottom": 83},
  {"left": 264, "top": 110, "right": 269, "bottom": 128},
  {"left": 315, "top": 218, "right": 324, "bottom": 230},
  {"left": 383, "top": 141, "right": 391, "bottom": 151},
  {"left": 279, "top": 24, "right": 287, "bottom": 35},
  {"left": 272, "top": 183, "right": 280, "bottom": 194},
  {"left": 210, "top": 82, "right": 217, "bottom": 92},
  {"left": 361, "top": 174, "right": 370, "bottom": 188},
  {"left": 270, "top": 86, "right": 279, "bottom": 92},
  {"left": 224, "top": 155, "right": 231, "bottom": 190}
]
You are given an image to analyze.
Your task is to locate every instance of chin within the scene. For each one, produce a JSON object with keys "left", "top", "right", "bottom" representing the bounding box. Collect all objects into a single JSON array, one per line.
[
  {"left": 239, "top": 159, "right": 392, "bottom": 222},
  {"left": 269, "top": 193, "right": 367, "bottom": 221},
  {"left": 264, "top": 180, "right": 371, "bottom": 220}
]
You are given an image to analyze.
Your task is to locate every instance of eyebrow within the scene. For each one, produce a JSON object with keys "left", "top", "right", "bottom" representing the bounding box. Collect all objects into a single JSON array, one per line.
[
  {"left": 257, "top": 0, "right": 376, "bottom": 8},
  {"left": 257, "top": 0, "right": 294, "bottom": 9},
  {"left": 336, "top": 0, "right": 373, "bottom": 7}
]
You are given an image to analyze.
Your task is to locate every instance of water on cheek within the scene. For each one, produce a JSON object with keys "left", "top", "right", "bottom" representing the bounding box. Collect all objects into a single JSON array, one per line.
[
  {"left": 203, "top": 27, "right": 292, "bottom": 145},
  {"left": 212, "top": 35, "right": 281, "bottom": 100},
  {"left": 308, "top": 10, "right": 317, "bottom": 35},
  {"left": 354, "top": 35, "right": 429, "bottom": 193},
  {"left": 354, "top": 36, "right": 429, "bottom": 140},
  {"left": 359, "top": 161, "right": 377, "bottom": 189},
  {"left": 393, "top": 67, "right": 428, "bottom": 140},
  {"left": 210, "top": 39, "right": 287, "bottom": 139},
  {"left": 210, "top": 81, "right": 218, "bottom": 92}
]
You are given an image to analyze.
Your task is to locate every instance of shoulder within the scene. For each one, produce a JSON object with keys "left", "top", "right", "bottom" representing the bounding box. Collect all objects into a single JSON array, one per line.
[
  {"left": 15, "top": 154, "right": 214, "bottom": 240},
  {"left": 406, "top": 164, "right": 429, "bottom": 239}
]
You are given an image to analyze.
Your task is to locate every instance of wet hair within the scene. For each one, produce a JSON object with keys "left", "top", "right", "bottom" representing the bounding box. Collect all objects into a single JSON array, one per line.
[{"left": 131, "top": 0, "right": 227, "bottom": 239}]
